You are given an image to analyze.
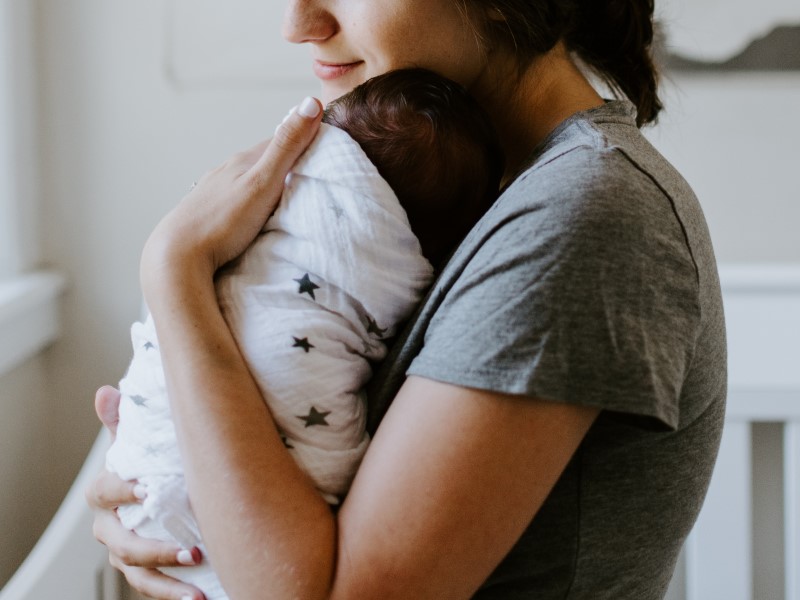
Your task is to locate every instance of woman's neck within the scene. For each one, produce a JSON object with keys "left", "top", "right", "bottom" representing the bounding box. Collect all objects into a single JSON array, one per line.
[{"left": 475, "top": 42, "right": 604, "bottom": 185}]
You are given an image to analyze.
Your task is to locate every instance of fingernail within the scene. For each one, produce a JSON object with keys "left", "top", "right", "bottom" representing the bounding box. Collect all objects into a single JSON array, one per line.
[
  {"left": 298, "top": 96, "right": 320, "bottom": 118},
  {"left": 177, "top": 549, "right": 198, "bottom": 565},
  {"left": 132, "top": 484, "right": 147, "bottom": 500}
]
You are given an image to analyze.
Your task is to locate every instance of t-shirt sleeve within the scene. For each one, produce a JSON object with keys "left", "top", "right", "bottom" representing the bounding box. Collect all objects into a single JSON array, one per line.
[{"left": 406, "top": 149, "right": 701, "bottom": 430}]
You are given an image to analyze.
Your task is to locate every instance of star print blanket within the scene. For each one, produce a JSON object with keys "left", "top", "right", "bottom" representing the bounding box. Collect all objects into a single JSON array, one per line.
[{"left": 105, "top": 124, "right": 433, "bottom": 597}]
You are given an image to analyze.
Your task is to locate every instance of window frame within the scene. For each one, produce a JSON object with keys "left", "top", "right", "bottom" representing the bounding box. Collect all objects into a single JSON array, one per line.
[
  {"left": 0, "top": 0, "right": 64, "bottom": 377},
  {"left": 0, "top": 0, "right": 39, "bottom": 278}
]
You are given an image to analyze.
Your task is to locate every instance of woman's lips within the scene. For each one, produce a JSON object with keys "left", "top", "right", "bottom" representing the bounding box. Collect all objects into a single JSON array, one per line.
[{"left": 312, "top": 60, "right": 363, "bottom": 80}]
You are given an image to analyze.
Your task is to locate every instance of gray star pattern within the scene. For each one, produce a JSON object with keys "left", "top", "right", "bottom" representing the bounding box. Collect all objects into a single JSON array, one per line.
[
  {"left": 292, "top": 337, "right": 315, "bottom": 353},
  {"left": 297, "top": 406, "right": 331, "bottom": 428},
  {"left": 144, "top": 445, "right": 159, "bottom": 457},
  {"left": 294, "top": 273, "right": 320, "bottom": 300},
  {"left": 328, "top": 201, "right": 345, "bottom": 219}
]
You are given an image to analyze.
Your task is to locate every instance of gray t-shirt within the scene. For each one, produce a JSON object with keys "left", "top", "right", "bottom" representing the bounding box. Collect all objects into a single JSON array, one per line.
[{"left": 366, "top": 100, "right": 727, "bottom": 599}]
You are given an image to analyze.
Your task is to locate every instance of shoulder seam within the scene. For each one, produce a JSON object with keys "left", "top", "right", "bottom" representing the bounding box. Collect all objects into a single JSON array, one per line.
[
  {"left": 614, "top": 148, "right": 701, "bottom": 286},
  {"left": 532, "top": 144, "right": 592, "bottom": 173}
]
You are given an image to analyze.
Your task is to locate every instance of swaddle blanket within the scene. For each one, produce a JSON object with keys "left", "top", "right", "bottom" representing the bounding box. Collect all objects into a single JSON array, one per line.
[{"left": 105, "top": 124, "right": 433, "bottom": 599}]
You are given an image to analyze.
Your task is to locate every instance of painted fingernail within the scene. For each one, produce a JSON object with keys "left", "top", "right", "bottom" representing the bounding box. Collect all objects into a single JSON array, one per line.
[
  {"left": 298, "top": 96, "right": 320, "bottom": 118},
  {"left": 132, "top": 484, "right": 147, "bottom": 500}
]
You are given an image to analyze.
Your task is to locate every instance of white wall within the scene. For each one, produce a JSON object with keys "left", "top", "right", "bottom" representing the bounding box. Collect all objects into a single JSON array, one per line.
[{"left": 0, "top": 0, "right": 40, "bottom": 278}]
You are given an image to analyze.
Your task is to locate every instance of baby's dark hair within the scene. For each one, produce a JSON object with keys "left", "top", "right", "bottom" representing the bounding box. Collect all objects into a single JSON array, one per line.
[{"left": 323, "top": 68, "right": 504, "bottom": 268}]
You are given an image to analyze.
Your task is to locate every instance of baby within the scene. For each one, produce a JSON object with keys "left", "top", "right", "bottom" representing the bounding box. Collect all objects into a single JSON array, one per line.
[{"left": 106, "top": 68, "right": 503, "bottom": 599}]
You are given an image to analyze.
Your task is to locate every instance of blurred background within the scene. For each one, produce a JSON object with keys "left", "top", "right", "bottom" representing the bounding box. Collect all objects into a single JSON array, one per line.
[{"left": 0, "top": 0, "right": 798, "bottom": 597}]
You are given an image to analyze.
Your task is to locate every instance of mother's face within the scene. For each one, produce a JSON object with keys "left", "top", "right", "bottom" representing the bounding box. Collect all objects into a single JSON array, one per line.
[{"left": 282, "top": 0, "right": 489, "bottom": 104}]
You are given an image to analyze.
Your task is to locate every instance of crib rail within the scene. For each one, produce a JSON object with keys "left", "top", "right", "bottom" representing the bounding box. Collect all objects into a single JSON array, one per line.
[{"left": 667, "top": 394, "right": 800, "bottom": 600}]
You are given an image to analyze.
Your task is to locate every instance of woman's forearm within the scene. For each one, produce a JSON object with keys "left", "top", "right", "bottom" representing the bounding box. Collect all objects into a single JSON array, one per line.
[{"left": 145, "top": 263, "right": 336, "bottom": 599}]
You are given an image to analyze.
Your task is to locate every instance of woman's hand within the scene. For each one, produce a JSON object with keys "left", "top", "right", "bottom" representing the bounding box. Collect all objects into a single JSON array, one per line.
[
  {"left": 87, "top": 386, "right": 207, "bottom": 600},
  {"left": 140, "top": 97, "right": 323, "bottom": 293}
]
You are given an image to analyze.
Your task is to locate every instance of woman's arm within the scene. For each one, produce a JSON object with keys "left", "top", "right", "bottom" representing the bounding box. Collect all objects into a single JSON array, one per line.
[
  {"left": 143, "top": 244, "right": 597, "bottom": 599},
  {"left": 142, "top": 253, "right": 597, "bottom": 599},
  {"left": 331, "top": 378, "right": 598, "bottom": 599}
]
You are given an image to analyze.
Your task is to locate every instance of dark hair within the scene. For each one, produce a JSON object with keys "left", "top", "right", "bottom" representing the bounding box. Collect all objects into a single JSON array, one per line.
[
  {"left": 323, "top": 68, "right": 504, "bottom": 268},
  {"left": 467, "top": 0, "right": 662, "bottom": 126}
]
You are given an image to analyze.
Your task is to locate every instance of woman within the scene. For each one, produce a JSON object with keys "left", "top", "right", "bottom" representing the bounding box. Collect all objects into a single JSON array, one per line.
[{"left": 87, "top": 1, "right": 727, "bottom": 599}]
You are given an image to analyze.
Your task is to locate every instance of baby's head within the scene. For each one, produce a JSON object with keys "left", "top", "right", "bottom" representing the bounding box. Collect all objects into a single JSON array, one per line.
[{"left": 323, "top": 68, "right": 504, "bottom": 269}]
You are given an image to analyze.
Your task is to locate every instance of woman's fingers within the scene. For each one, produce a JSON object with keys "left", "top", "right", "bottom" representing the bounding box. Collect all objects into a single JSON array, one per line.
[
  {"left": 104, "top": 530, "right": 207, "bottom": 600},
  {"left": 95, "top": 385, "right": 122, "bottom": 440},
  {"left": 85, "top": 468, "right": 142, "bottom": 509},
  {"left": 94, "top": 509, "right": 202, "bottom": 569},
  {"left": 112, "top": 561, "right": 206, "bottom": 600},
  {"left": 88, "top": 474, "right": 206, "bottom": 599}
]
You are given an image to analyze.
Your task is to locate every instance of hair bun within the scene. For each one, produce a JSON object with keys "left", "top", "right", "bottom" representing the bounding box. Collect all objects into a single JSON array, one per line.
[{"left": 566, "top": 0, "right": 662, "bottom": 125}]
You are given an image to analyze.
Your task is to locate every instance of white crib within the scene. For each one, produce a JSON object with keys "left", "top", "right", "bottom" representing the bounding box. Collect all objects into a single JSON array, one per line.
[{"left": 2, "top": 264, "right": 799, "bottom": 600}]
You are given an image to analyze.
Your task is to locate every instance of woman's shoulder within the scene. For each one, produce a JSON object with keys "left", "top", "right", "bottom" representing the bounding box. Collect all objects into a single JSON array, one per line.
[
  {"left": 492, "top": 101, "right": 702, "bottom": 257},
  {"left": 511, "top": 102, "right": 688, "bottom": 207}
]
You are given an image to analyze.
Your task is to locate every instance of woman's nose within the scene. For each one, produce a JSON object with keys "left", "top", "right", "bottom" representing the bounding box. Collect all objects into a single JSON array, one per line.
[{"left": 282, "top": 0, "right": 337, "bottom": 44}]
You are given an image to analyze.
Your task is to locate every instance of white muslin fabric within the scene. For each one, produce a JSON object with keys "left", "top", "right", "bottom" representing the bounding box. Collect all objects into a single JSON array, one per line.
[{"left": 105, "top": 124, "right": 434, "bottom": 599}]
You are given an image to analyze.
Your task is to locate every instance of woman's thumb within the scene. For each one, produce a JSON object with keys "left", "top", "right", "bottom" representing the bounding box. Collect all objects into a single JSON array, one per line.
[
  {"left": 95, "top": 385, "right": 122, "bottom": 440},
  {"left": 252, "top": 97, "right": 322, "bottom": 189}
]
